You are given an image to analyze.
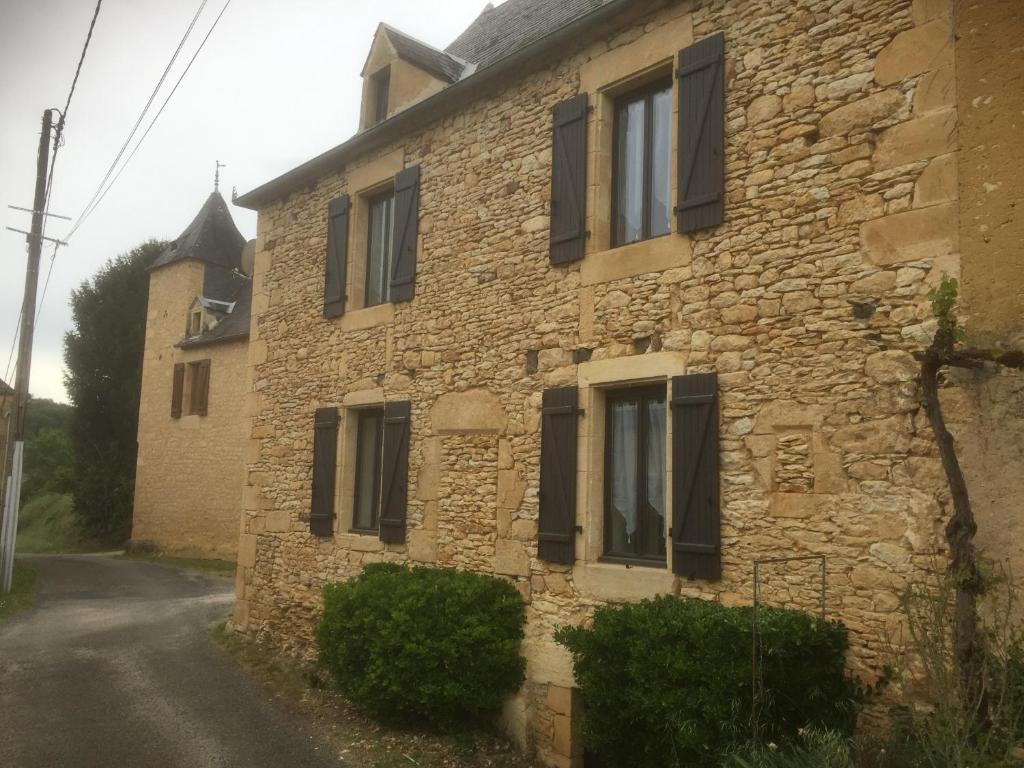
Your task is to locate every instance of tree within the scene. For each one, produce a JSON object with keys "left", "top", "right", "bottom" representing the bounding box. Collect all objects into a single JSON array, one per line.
[
  {"left": 21, "top": 427, "right": 74, "bottom": 501},
  {"left": 23, "top": 396, "right": 72, "bottom": 439},
  {"left": 915, "top": 277, "right": 1024, "bottom": 729},
  {"left": 63, "top": 240, "right": 167, "bottom": 543},
  {"left": 20, "top": 397, "right": 75, "bottom": 502}
]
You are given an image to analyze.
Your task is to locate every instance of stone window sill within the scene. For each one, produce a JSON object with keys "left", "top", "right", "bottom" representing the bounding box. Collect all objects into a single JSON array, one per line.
[
  {"left": 334, "top": 531, "right": 384, "bottom": 552},
  {"left": 339, "top": 302, "right": 395, "bottom": 331},
  {"left": 580, "top": 232, "right": 692, "bottom": 286},
  {"left": 572, "top": 560, "right": 675, "bottom": 602}
]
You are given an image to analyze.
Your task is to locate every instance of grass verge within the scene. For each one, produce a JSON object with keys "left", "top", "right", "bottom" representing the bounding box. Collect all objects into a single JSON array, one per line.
[
  {"left": 0, "top": 561, "right": 39, "bottom": 621},
  {"left": 119, "top": 550, "right": 236, "bottom": 579},
  {"left": 16, "top": 492, "right": 103, "bottom": 554},
  {"left": 210, "top": 623, "right": 537, "bottom": 768}
]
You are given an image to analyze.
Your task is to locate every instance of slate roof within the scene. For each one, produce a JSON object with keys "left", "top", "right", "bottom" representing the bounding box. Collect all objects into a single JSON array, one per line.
[
  {"left": 178, "top": 281, "right": 252, "bottom": 349},
  {"left": 383, "top": 25, "right": 467, "bottom": 83},
  {"left": 445, "top": 0, "right": 608, "bottom": 71},
  {"left": 151, "top": 191, "right": 246, "bottom": 274},
  {"left": 235, "top": 0, "right": 630, "bottom": 209}
]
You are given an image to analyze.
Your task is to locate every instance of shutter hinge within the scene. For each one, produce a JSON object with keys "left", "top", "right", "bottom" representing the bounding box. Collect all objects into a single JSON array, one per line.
[
  {"left": 585, "top": 230, "right": 591, "bottom": 239},
  {"left": 586, "top": 105, "right": 594, "bottom": 114},
  {"left": 574, "top": 525, "right": 583, "bottom": 534}
]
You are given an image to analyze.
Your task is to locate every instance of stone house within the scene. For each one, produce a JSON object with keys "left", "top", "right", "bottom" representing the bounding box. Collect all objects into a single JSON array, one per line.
[
  {"left": 0, "top": 378, "right": 12, "bottom": 507},
  {"left": 131, "top": 191, "right": 252, "bottom": 560},
  {"left": 231, "top": 0, "right": 1023, "bottom": 764}
]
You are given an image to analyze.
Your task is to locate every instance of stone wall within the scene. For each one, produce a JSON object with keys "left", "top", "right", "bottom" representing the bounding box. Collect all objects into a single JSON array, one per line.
[
  {"left": 946, "top": 0, "right": 1024, "bottom": 589},
  {"left": 131, "top": 261, "right": 248, "bottom": 560},
  {"left": 231, "top": 0, "right": 1023, "bottom": 764}
]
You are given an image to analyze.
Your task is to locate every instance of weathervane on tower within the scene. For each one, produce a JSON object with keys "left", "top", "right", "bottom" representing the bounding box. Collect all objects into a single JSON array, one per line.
[{"left": 214, "top": 160, "right": 226, "bottom": 192}]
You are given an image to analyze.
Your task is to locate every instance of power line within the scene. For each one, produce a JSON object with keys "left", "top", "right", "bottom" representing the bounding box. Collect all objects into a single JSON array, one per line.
[
  {"left": 71, "top": 0, "right": 234, "bottom": 239},
  {"left": 3, "top": 302, "right": 23, "bottom": 385},
  {"left": 33, "top": 0, "right": 105, "bottom": 322},
  {"left": 67, "top": 0, "right": 211, "bottom": 241},
  {"left": 61, "top": 0, "right": 104, "bottom": 121}
]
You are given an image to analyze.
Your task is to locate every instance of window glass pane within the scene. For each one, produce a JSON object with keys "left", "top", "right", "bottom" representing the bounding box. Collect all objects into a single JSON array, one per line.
[
  {"left": 353, "top": 410, "right": 382, "bottom": 530},
  {"left": 649, "top": 86, "right": 672, "bottom": 238},
  {"left": 644, "top": 397, "right": 667, "bottom": 557},
  {"left": 607, "top": 399, "right": 639, "bottom": 556},
  {"left": 614, "top": 97, "right": 645, "bottom": 246},
  {"left": 365, "top": 195, "right": 393, "bottom": 307}
]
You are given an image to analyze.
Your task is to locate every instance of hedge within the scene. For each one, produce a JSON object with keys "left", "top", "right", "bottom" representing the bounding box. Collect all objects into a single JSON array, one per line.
[
  {"left": 315, "top": 563, "right": 526, "bottom": 729},
  {"left": 555, "top": 595, "right": 858, "bottom": 767}
]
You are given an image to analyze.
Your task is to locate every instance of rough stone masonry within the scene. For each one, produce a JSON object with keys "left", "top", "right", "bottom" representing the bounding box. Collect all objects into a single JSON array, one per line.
[{"left": 231, "top": 1, "right": 1024, "bottom": 765}]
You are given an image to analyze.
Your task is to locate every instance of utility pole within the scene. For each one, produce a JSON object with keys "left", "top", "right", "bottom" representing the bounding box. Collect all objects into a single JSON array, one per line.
[{"left": 1, "top": 109, "right": 53, "bottom": 593}]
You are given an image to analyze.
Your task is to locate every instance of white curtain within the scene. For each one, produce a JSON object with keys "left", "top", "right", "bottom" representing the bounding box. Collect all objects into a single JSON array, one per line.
[
  {"left": 609, "top": 401, "right": 639, "bottom": 539},
  {"left": 647, "top": 399, "right": 666, "bottom": 532}
]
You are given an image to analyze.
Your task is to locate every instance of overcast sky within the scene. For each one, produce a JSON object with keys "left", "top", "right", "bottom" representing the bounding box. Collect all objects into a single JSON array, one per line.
[{"left": 0, "top": 0, "right": 495, "bottom": 403}]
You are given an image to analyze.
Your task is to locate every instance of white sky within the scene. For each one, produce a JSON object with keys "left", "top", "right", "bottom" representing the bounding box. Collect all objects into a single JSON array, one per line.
[{"left": 0, "top": 0, "right": 496, "bottom": 403}]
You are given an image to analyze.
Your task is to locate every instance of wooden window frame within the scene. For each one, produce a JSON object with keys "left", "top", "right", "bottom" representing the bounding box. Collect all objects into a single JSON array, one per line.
[
  {"left": 364, "top": 189, "right": 395, "bottom": 308},
  {"left": 186, "top": 359, "right": 210, "bottom": 417},
  {"left": 611, "top": 77, "right": 673, "bottom": 249},
  {"left": 601, "top": 383, "right": 668, "bottom": 566},
  {"left": 351, "top": 407, "right": 384, "bottom": 534}
]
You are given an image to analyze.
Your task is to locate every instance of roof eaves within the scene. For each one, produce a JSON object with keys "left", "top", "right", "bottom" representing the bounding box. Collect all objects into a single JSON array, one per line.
[
  {"left": 235, "top": 0, "right": 637, "bottom": 210},
  {"left": 176, "top": 328, "right": 250, "bottom": 349}
]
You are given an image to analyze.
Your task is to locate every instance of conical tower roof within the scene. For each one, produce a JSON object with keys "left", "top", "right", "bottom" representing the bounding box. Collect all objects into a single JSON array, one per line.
[{"left": 151, "top": 191, "right": 245, "bottom": 273}]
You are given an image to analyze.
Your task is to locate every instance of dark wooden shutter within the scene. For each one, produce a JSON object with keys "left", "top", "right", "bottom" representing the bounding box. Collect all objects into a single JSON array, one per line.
[
  {"left": 538, "top": 387, "right": 579, "bottom": 564},
  {"left": 549, "top": 93, "right": 588, "bottom": 265},
  {"left": 670, "top": 373, "right": 721, "bottom": 580},
  {"left": 676, "top": 32, "right": 725, "bottom": 234},
  {"left": 196, "top": 359, "right": 211, "bottom": 417},
  {"left": 171, "top": 363, "right": 184, "bottom": 419},
  {"left": 379, "top": 400, "right": 411, "bottom": 544},
  {"left": 389, "top": 166, "right": 420, "bottom": 302},
  {"left": 310, "top": 407, "right": 339, "bottom": 537},
  {"left": 324, "top": 194, "right": 350, "bottom": 318}
]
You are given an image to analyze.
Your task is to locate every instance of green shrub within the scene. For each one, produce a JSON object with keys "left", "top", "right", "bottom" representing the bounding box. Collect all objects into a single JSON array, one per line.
[
  {"left": 881, "top": 570, "right": 1024, "bottom": 768},
  {"left": 555, "top": 596, "right": 858, "bottom": 768},
  {"left": 315, "top": 563, "right": 526, "bottom": 729},
  {"left": 722, "top": 729, "right": 854, "bottom": 768}
]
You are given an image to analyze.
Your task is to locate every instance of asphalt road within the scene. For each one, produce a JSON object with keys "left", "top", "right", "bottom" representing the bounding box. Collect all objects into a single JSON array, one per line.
[{"left": 0, "top": 554, "right": 344, "bottom": 768}]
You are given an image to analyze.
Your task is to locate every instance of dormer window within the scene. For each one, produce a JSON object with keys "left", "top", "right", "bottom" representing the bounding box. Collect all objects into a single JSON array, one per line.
[
  {"left": 190, "top": 309, "right": 203, "bottom": 336},
  {"left": 357, "top": 25, "right": 465, "bottom": 132},
  {"left": 372, "top": 67, "right": 390, "bottom": 124}
]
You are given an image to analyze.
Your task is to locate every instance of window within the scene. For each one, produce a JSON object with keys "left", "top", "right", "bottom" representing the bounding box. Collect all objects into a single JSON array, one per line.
[
  {"left": 352, "top": 408, "right": 384, "bottom": 532},
  {"left": 372, "top": 67, "right": 390, "bottom": 124},
  {"left": 190, "top": 310, "right": 202, "bottom": 336},
  {"left": 604, "top": 385, "right": 667, "bottom": 563},
  {"left": 186, "top": 360, "right": 210, "bottom": 417},
  {"left": 612, "top": 79, "right": 672, "bottom": 247},
  {"left": 365, "top": 191, "right": 394, "bottom": 307}
]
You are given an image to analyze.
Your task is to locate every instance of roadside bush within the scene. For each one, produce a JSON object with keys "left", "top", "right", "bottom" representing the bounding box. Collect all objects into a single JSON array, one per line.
[
  {"left": 722, "top": 728, "right": 854, "bottom": 768},
  {"left": 315, "top": 563, "right": 526, "bottom": 730},
  {"left": 555, "top": 596, "right": 858, "bottom": 768},
  {"left": 881, "top": 567, "right": 1024, "bottom": 768}
]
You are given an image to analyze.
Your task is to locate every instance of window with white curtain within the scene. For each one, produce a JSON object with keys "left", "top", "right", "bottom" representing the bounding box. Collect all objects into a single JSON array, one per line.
[
  {"left": 612, "top": 78, "right": 673, "bottom": 247},
  {"left": 352, "top": 408, "right": 384, "bottom": 532},
  {"left": 365, "top": 191, "right": 394, "bottom": 307},
  {"left": 603, "top": 385, "right": 667, "bottom": 563}
]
